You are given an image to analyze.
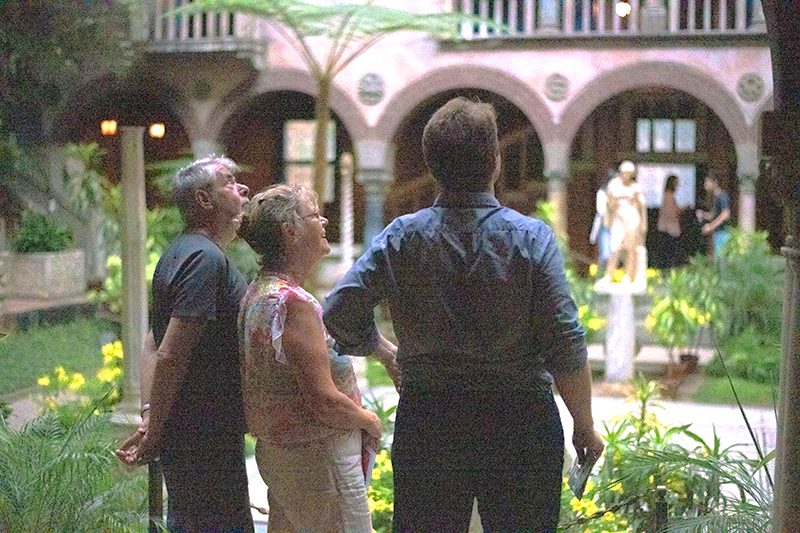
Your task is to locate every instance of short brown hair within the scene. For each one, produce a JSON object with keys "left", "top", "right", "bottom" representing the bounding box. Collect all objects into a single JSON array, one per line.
[
  {"left": 422, "top": 97, "right": 499, "bottom": 192},
  {"left": 238, "top": 184, "right": 316, "bottom": 269}
]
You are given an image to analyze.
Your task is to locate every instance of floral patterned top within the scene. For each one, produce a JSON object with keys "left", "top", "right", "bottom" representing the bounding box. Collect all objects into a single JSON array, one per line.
[{"left": 238, "top": 272, "right": 361, "bottom": 446}]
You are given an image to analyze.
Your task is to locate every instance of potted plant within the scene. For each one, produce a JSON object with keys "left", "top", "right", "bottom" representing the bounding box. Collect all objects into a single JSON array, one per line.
[
  {"left": 6, "top": 210, "right": 86, "bottom": 300},
  {"left": 646, "top": 258, "right": 718, "bottom": 374}
]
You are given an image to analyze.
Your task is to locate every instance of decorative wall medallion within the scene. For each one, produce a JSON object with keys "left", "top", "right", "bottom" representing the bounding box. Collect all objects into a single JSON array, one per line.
[
  {"left": 358, "top": 73, "right": 385, "bottom": 106},
  {"left": 736, "top": 73, "right": 765, "bottom": 103},
  {"left": 544, "top": 73, "right": 569, "bottom": 102}
]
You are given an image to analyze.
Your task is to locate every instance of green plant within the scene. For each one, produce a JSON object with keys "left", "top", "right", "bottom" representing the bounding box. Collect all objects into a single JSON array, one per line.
[
  {"left": 559, "top": 376, "right": 770, "bottom": 532},
  {"left": 706, "top": 327, "right": 780, "bottom": 384},
  {"left": 367, "top": 449, "right": 394, "bottom": 533},
  {"left": 36, "top": 339, "right": 125, "bottom": 414},
  {"left": 11, "top": 210, "right": 73, "bottom": 253},
  {"left": 646, "top": 256, "right": 719, "bottom": 360},
  {"left": 0, "top": 405, "right": 148, "bottom": 531},
  {"left": 0, "top": 318, "right": 116, "bottom": 396}
]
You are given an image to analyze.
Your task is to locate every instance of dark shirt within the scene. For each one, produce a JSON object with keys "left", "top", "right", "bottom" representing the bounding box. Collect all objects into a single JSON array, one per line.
[
  {"left": 713, "top": 190, "right": 731, "bottom": 232},
  {"left": 323, "top": 192, "right": 587, "bottom": 391},
  {"left": 151, "top": 232, "right": 247, "bottom": 458}
]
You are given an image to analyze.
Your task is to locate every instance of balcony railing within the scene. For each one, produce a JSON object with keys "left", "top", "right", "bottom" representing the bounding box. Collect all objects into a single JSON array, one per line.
[
  {"left": 455, "top": 0, "right": 766, "bottom": 38},
  {"left": 130, "top": 0, "right": 268, "bottom": 60}
]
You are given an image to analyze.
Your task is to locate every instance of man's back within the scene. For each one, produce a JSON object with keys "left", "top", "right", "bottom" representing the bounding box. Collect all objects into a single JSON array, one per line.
[{"left": 325, "top": 192, "right": 587, "bottom": 391}]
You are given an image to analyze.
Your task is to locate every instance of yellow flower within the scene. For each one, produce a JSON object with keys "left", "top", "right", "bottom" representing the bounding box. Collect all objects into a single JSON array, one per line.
[
  {"left": 68, "top": 372, "right": 86, "bottom": 391},
  {"left": 611, "top": 269, "right": 625, "bottom": 283},
  {"left": 96, "top": 366, "right": 122, "bottom": 383},
  {"left": 37, "top": 375, "right": 51, "bottom": 387},
  {"left": 589, "top": 263, "right": 598, "bottom": 277},
  {"left": 645, "top": 314, "right": 656, "bottom": 331},
  {"left": 610, "top": 481, "right": 624, "bottom": 494},
  {"left": 646, "top": 268, "right": 659, "bottom": 281},
  {"left": 587, "top": 317, "right": 606, "bottom": 331},
  {"left": 54, "top": 366, "right": 69, "bottom": 384}
]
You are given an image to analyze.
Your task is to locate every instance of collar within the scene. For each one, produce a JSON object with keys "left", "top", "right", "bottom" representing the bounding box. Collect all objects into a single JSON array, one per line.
[{"left": 432, "top": 191, "right": 500, "bottom": 209}]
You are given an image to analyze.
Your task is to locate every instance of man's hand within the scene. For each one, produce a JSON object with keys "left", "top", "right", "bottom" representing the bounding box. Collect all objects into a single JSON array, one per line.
[
  {"left": 573, "top": 427, "right": 605, "bottom": 463},
  {"left": 115, "top": 411, "right": 150, "bottom": 466},
  {"left": 702, "top": 223, "right": 713, "bottom": 235},
  {"left": 381, "top": 357, "right": 402, "bottom": 392},
  {"left": 115, "top": 411, "right": 161, "bottom": 466}
]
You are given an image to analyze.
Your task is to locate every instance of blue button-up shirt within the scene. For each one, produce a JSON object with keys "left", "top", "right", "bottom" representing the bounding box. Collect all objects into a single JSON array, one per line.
[{"left": 323, "top": 192, "right": 587, "bottom": 391}]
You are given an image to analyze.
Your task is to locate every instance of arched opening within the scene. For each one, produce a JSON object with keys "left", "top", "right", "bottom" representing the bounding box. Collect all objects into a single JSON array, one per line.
[
  {"left": 220, "top": 91, "right": 360, "bottom": 244},
  {"left": 386, "top": 89, "right": 546, "bottom": 220},
  {"left": 57, "top": 82, "right": 191, "bottom": 194},
  {"left": 570, "top": 88, "right": 738, "bottom": 270}
]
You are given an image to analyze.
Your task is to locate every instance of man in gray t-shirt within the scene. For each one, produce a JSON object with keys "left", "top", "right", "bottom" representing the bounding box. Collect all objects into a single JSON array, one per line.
[{"left": 117, "top": 156, "right": 254, "bottom": 532}]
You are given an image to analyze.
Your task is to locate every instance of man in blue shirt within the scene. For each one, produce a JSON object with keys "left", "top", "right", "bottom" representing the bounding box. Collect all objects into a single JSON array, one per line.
[
  {"left": 696, "top": 173, "right": 732, "bottom": 259},
  {"left": 324, "top": 97, "right": 604, "bottom": 532}
]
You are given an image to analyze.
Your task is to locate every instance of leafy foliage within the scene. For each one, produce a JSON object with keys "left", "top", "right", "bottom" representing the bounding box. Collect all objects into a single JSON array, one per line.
[
  {"left": 0, "top": 408, "right": 147, "bottom": 531},
  {"left": 559, "top": 377, "right": 773, "bottom": 532},
  {"left": 0, "top": 1, "right": 132, "bottom": 143},
  {"left": 11, "top": 210, "right": 73, "bottom": 253}
]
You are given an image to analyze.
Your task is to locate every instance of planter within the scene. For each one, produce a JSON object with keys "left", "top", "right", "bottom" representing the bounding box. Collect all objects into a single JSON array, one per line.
[{"left": 6, "top": 249, "right": 86, "bottom": 300}]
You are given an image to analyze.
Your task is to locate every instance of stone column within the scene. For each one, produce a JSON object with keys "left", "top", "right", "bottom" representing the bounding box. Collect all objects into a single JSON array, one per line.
[
  {"left": 640, "top": 0, "right": 667, "bottom": 33},
  {"left": 542, "top": 141, "right": 570, "bottom": 237},
  {"left": 603, "top": 289, "right": 636, "bottom": 382},
  {"left": 354, "top": 140, "right": 392, "bottom": 246},
  {"left": 736, "top": 140, "right": 760, "bottom": 232},
  {"left": 118, "top": 127, "right": 148, "bottom": 416},
  {"left": 537, "top": 0, "right": 561, "bottom": 32},
  {"left": 737, "top": 174, "right": 757, "bottom": 232}
]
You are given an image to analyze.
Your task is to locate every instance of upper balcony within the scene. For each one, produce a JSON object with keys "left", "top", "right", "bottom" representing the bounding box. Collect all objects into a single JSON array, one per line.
[
  {"left": 450, "top": 0, "right": 767, "bottom": 46},
  {"left": 128, "top": 0, "right": 269, "bottom": 67}
]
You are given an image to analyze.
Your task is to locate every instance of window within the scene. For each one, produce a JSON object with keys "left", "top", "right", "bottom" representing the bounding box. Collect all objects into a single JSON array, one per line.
[
  {"left": 636, "top": 118, "right": 696, "bottom": 154},
  {"left": 283, "top": 120, "right": 336, "bottom": 203}
]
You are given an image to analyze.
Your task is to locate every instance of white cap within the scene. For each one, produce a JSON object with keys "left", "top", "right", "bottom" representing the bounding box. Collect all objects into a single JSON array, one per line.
[{"left": 619, "top": 160, "right": 636, "bottom": 173}]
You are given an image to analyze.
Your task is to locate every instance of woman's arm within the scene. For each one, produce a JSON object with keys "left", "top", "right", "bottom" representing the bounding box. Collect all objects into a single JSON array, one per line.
[{"left": 283, "top": 298, "right": 382, "bottom": 438}]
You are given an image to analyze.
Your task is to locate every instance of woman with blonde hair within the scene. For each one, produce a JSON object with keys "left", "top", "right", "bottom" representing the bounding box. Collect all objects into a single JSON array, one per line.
[{"left": 237, "top": 183, "right": 399, "bottom": 532}]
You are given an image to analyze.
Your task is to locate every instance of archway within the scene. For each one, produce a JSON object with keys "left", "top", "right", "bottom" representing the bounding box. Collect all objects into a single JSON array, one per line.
[
  {"left": 220, "top": 90, "right": 361, "bottom": 244},
  {"left": 386, "top": 89, "right": 546, "bottom": 220},
  {"left": 569, "top": 88, "right": 738, "bottom": 269}
]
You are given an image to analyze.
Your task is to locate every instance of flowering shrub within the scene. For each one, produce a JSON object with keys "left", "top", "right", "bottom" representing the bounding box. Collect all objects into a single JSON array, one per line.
[
  {"left": 646, "top": 257, "right": 718, "bottom": 358},
  {"left": 368, "top": 449, "right": 394, "bottom": 533},
  {"left": 37, "top": 340, "right": 124, "bottom": 413}
]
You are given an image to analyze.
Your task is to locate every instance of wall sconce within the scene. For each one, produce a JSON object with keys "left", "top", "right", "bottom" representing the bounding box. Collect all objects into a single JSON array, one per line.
[
  {"left": 615, "top": 0, "right": 632, "bottom": 17},
  {"left": 100, "top": 119, "right": 118, "bottom": 136},
  {"left": 148, "top": 123, "right": 166, "bottom": 139}
]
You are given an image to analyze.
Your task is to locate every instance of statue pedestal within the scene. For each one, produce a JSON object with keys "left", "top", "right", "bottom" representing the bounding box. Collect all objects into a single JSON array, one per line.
[{"left": 595, "top": 280, "right": 645, "bottom": 383}]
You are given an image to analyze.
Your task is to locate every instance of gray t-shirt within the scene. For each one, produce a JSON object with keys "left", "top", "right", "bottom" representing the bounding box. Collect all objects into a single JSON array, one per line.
[{"left": 151, "top": 232, "right": 247, "bottom": 462}]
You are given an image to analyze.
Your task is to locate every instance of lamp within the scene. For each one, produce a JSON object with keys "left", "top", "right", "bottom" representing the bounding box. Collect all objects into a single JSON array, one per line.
[
  {"left": 148, "top": 123, "right": 165, "bottom": 139},
  {"left": 100, "top": 119, "right": 118, "bottom": 136},
  {"left": 615, "top": 0, "right": 632, "bottom": 17}
]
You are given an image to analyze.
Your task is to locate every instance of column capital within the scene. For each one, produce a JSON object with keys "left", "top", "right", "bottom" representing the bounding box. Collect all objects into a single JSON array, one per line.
[{"left": 354, "top": 139, "right": 390, "bottom": 170}]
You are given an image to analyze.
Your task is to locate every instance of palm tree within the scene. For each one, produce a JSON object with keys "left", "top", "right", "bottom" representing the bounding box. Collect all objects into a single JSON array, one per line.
[{"left": 182, "top": 0, "right": 476, "bottom": 210}]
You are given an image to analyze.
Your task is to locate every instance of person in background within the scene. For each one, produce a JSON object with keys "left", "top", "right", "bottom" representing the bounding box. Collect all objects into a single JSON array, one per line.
[
  {"left": 589, "top": 169, "right": 614, "bottom": 275},
  {"left": 116, "top": 156, "right": 254, "bottom": 532},
  {"left": 656, "top": 174, "right": 687, "bottom": 269},
  {"left": 237, "top": 184, "right": 399, "bottom": 532},
  {"left": 696, "top": 173, "right": 732, "bottom": 259},
  {"left": 323, "top": 97, "right": 604, "bottom": 532}
]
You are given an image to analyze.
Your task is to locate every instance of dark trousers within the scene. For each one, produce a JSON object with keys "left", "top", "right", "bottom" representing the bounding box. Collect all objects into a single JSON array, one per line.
[
  {"left": 391, "top": 385, "right": 564, "bottom": 533},
  {"left": 160, "top": 436, "right": 254, "bottom": 533}
]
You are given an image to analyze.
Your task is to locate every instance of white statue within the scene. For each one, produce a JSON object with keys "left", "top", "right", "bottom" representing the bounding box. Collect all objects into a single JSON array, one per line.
[{"left": 602, "top": 160, "right": 647, "bottom": 287}]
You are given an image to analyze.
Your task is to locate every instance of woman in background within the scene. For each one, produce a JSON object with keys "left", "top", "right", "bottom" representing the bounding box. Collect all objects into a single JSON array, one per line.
[{"left": 656, "top": 174, "right": 686, "bottom": 269}]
